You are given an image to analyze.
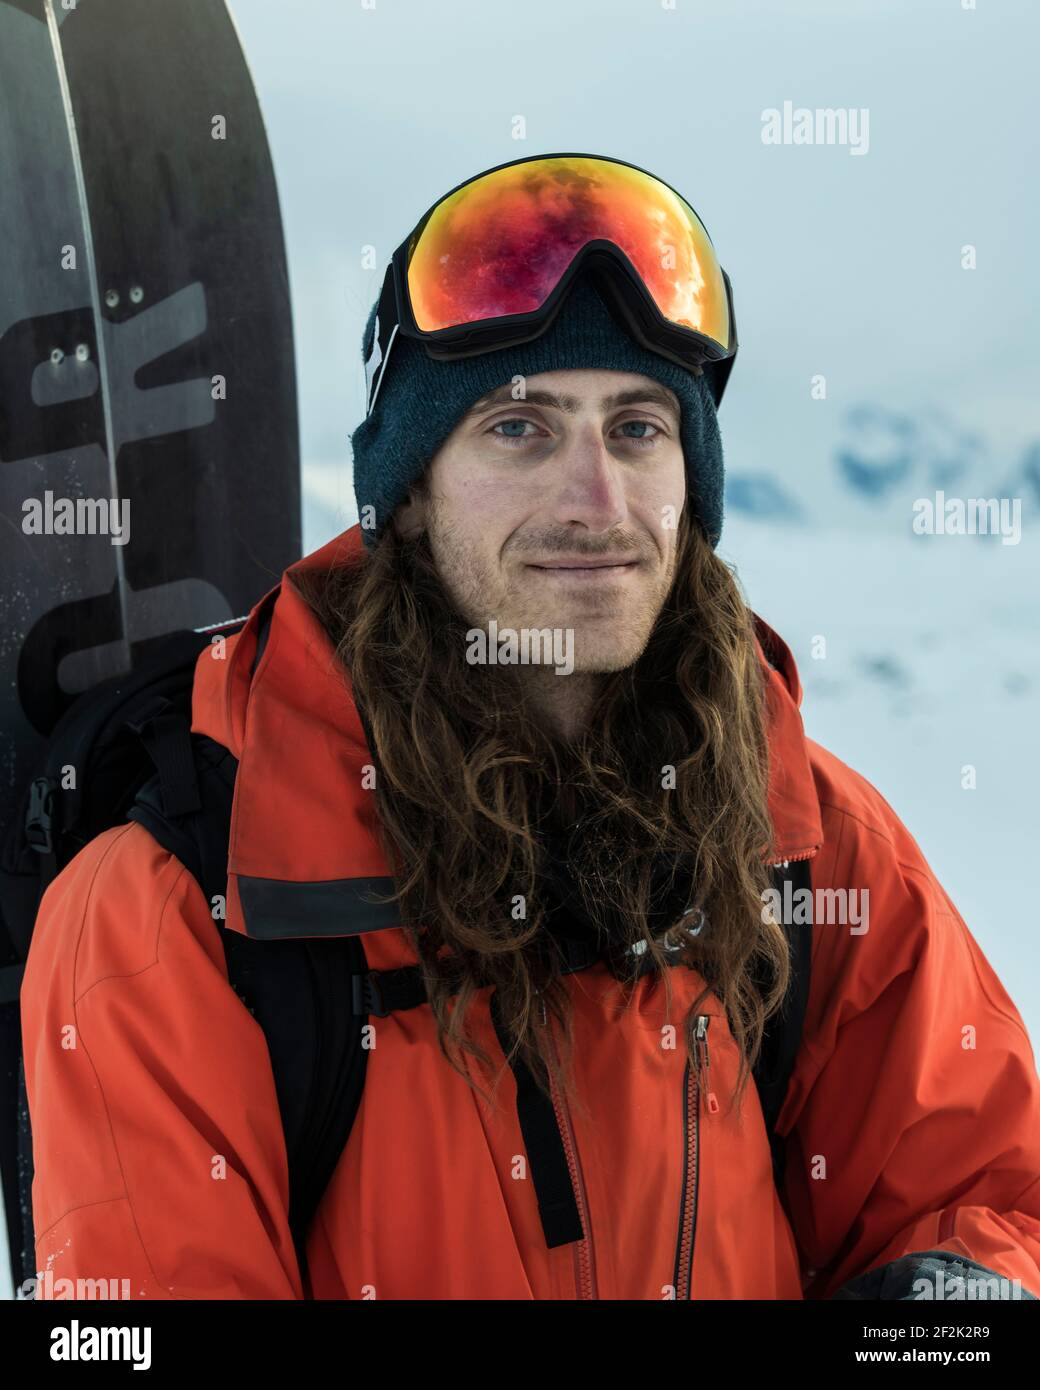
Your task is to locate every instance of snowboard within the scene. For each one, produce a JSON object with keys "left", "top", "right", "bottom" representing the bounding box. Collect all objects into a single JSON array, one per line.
[{"left": 0, "top": 0, "right": 301, "bottom": 1296}]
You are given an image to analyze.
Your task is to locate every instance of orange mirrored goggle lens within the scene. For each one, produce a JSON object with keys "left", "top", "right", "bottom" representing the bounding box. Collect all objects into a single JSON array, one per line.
[{"left": 405, "top": 156, "right": 731, "bottom": 352}]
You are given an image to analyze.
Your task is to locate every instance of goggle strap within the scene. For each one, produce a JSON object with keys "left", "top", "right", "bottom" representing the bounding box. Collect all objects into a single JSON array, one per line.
[{"left": 364, "top": 267, "right": 400, "bottom": 417}]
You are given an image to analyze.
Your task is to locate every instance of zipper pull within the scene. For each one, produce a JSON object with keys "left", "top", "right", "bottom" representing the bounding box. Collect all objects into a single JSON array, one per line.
[
  {"left": 694, "top": 1015, "right": 719, "bottom": 1114},
  {"left": 536, "top": 990, "right": 547, "bottom": 1027}
]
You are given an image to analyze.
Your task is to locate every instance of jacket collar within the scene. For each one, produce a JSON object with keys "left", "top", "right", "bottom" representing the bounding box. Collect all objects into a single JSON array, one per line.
[{"left": 192, "top": 524, "right": 823, "bottom": 940}]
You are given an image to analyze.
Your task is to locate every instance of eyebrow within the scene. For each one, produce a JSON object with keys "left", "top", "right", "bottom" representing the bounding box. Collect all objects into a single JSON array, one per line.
[{"left": 464, "top": 384, "right": 681, "bottom": 421}]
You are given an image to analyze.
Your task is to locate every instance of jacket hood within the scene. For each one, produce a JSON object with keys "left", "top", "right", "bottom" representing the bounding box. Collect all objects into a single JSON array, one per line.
[{"left": 192, "top": 523, "right": 823, "bottom": 941}]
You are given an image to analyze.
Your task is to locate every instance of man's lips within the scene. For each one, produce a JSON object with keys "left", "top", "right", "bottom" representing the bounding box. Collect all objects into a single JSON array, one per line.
[
  {"left": 525, "top": 559, "right": 640, "bottom": 579},
  {"left": 525, "top": 557, "right": 642, "bottom": 570}
]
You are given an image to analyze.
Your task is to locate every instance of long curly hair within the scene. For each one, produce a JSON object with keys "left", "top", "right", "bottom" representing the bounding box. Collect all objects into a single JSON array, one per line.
[{"left": 293, "top": 506, "right": 789, "bottom": 1119}]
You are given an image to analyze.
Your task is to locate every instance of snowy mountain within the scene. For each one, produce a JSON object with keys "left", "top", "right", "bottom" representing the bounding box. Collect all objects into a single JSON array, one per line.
[{"left": 725, "top": 402, "right": 1037, "bottom": 538}]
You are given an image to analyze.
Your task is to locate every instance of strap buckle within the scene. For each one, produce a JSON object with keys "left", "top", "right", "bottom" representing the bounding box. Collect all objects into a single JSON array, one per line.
[{"left": 25, "top": 777, "right": 55, "bottom": 855}]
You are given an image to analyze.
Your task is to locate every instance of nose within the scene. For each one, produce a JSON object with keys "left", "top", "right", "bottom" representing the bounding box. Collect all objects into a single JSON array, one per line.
[{"left": 545, "top": 421, "right": 628, "bottom": 535}]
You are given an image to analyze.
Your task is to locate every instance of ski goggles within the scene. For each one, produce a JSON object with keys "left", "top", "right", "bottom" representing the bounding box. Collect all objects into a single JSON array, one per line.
[{"left": 364, "top": 152, "right": 738, "bottom": 417}]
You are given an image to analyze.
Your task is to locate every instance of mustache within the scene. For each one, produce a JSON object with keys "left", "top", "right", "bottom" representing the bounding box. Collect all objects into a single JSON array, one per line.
[{"left": 510, "top": 533, "right": 654, "bottom": 561}]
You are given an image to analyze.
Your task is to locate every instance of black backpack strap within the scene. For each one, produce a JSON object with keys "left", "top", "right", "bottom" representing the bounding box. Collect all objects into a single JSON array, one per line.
[
  {"left": 488, "top": 988, "right": 585, "bottom": 1250},
  {"left": 128, "top": 734, "right": 235, "bottom": 906},
  {"left": 220, "top": 930, "right": 370, "bottom": 1284},
  {"left": 754, "top": 857, "right": 814, "bottom": 1192},
  {"left": 129, "top": 729, "right": 373, "bottom": 1291},
  {"left": 126, "top": 704, "right": 203, "bottom": 819}
]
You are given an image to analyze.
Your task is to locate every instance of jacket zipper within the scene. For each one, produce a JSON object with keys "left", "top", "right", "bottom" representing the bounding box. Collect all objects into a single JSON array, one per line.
[
  {"left": 673, "top": 1013, "right": 714, "bottom": 1299},
  {"left": 672, "top": 863, "right": 813, "bottom": 1295},
  {"left": 539, "top": 993, "right": 598, "bottom": 1299},
  {"left": 772, "top": 848, "right": 819, "bottom": 868}
]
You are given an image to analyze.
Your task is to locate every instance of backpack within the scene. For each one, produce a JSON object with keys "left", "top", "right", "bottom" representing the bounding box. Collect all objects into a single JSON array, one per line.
[{"left": 0, "top": 608, "right": 813, "bottom": 1297}]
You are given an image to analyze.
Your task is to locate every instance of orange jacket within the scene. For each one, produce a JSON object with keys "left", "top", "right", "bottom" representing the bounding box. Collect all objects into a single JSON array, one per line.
[{"left": 21, "top": 525, "right": 1040, "bottom": 1299}]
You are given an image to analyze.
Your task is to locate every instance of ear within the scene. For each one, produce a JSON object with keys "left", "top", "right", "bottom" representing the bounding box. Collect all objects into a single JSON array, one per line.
[{"left": 392, "top": 482, "right": 427, "bottom": 541}]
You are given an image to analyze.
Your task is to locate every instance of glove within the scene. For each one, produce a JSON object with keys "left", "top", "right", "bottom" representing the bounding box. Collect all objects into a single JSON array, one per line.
[{"left": 832, "top": 1249, "right": 1037, "bottom": 1300}]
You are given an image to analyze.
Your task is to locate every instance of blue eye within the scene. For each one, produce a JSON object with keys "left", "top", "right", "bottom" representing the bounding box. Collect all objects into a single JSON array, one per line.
[
  {"left": 616, "top": 420, "right": 661, "bottom": 442},
  {"left": 493, "top": 419, "right": 533, "bottom": 438},
  {"left": 488, "top": 418, "right": 544, "bottom": 448}
]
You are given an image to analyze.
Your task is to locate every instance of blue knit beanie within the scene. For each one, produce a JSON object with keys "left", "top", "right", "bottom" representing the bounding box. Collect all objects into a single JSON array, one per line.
[{"left": 349, "top": 273, "right": 725, "bottom": 550}]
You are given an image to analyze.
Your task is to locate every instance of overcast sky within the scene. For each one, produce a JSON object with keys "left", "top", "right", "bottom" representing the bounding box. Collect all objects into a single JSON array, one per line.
[{"left": 230, "top": 0, "right": 1038, "bottom": 515}]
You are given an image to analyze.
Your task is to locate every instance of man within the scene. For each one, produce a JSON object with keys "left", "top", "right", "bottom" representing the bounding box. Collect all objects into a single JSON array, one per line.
[{"left": 21, "top": 154, "right": 1040, "bottom": 1300}]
